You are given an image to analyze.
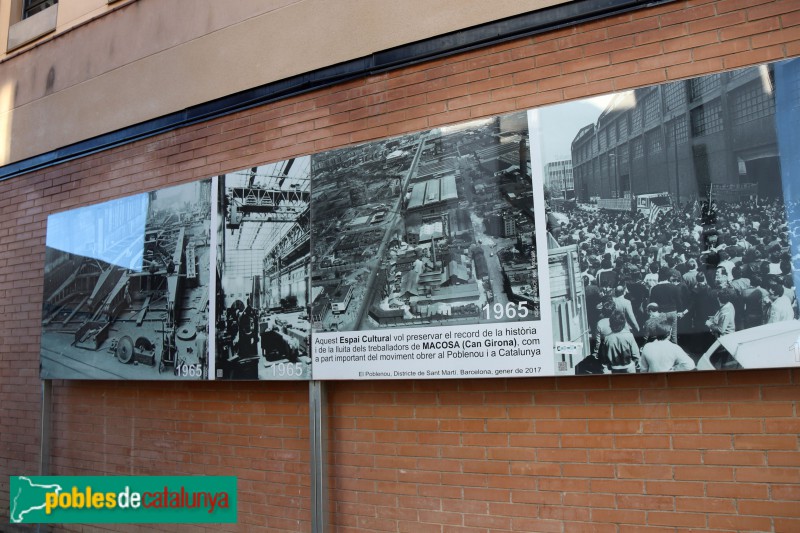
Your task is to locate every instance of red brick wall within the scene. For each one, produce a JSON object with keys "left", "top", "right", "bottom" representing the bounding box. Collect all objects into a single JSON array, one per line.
[
  {"left": 1, "top": 0, "right": 799, "bottom": 530},
  {"left": 328, "top": 371, "right": 800, "bottom": 532}
]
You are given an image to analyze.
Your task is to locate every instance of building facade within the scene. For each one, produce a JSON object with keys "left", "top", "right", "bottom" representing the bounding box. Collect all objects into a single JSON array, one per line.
[
  {"left": 572, "top": 65, "right": 780, "bottom": 204},
  {"left": 2, "top": 0, "right": 800, "bottom": 531},
  {"left": 544, "top": 159, "right": 575, "bottom": 200}
]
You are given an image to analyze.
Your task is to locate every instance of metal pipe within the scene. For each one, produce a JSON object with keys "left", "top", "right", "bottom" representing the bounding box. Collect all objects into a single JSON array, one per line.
[
  {"left": 40, "top": 380, "right": 52, "bottom": 476},
  {"left": 309, "top": 381, "right": 328, "bottom": 532}
]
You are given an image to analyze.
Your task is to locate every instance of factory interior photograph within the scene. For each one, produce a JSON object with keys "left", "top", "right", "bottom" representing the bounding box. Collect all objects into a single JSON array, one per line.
[{"left": 214, "top": 160, "right": 312, "bottom": 380}]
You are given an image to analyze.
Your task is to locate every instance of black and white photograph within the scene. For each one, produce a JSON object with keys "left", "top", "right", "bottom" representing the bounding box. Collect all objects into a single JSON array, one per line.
[
  {"left": 40, "top": 180, "right": 213, "bottom": 379},
  {"left": 537, "top": 58, "right": 800, "bottom": 375},
  {"left": 214, "top": 159, "right": 312, "bottom": 380},
  {"left": 310, "top": 112, "right": 541, "bottom": 332}
]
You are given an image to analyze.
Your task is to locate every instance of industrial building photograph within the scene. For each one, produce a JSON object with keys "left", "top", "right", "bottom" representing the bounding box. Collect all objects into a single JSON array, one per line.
[
  {"left": 539, "top": 59, "right": 800, "bottom": 375},
  {"left": 40, "top": 180, "right": 212, "bottom": 379},
  {"left": 214, "top": 160, "right": 312, "bottom": 380},
  {"left": 310, "top": 112, "right": 541, "bottom": 332}
]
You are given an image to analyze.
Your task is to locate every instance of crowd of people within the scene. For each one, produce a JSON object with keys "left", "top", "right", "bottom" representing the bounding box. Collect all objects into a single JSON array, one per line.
[{"left": 549, "top": 196, "right": 800, "bottom": 374}]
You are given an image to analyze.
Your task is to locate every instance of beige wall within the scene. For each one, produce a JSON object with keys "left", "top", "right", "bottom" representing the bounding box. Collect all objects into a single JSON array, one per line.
[{"left": 0, "top": 0, "right": 566, "bottom": 166}]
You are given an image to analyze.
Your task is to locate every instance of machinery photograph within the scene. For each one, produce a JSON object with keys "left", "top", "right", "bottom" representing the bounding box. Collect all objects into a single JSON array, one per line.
[{"left": 40, "top": 181, "right": 212, "bottom": 379}]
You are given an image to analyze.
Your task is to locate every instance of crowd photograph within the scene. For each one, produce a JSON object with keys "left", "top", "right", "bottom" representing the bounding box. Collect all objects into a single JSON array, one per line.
[
  {"left": 550, "top": 197, "right": 799, "bottom": 373},
  {"left": 537, "top": 62, "right": 800, "bottom": 374}
]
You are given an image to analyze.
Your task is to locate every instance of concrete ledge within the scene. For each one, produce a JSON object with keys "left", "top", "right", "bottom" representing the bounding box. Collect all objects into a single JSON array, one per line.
[{"left": 7, "top": 3, "right": 58, "bottom": 52}]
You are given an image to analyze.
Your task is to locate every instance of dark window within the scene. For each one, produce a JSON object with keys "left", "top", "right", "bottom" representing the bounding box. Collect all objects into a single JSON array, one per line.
[
  {"left": 632, "top": 105, "right": 643, "bottom": 133},
  {"left": 732, "top": 80, "right": 775, "bottom": 126},
  {"left": 23, "top": 0, "right": 56, "bottom": 19},
  {"left": 620, "top": 173, "right": 630, "bottom": 194},
  {"left": 692, "top": 144, "right": 712, "bottom": 194},
  {"left": 646, "top": 130, "right": 662, "bottom": 155},
  {"left": 731, "top": 66, "right": 758, "bottom": 80},
  {"left": 691, "top": 99, "right": 723, "bottom": 136},
  {"left": 690, "top": 73, "right": 721, "bottom": 101},
  {"left": 632, "top": 137, "right": 644, "bottom": 160},
  {"left": 663, "top": 82, "right": 685, "bottom": 112},
  {"left": 619, "top": 144, "right": 629, "bottom": 173},
  {"left": 644, "top": 93, "right": 660, "bottom": 128},
  {"left": 667, "top": 116, "right": 688, "bottom": 145}
]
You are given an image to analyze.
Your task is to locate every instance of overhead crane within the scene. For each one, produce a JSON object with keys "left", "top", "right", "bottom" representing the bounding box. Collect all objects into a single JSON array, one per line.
[{"left": 224, "top": 161, "right": 310, "bottom": 230}]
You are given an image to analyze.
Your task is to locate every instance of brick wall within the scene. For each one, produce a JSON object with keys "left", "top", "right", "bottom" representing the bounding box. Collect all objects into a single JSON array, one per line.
[
  {"left": 1, "top": 0, "right": 799, "bottom": 530},
  {"left": 328, "top": 371, "right": 800, "bottom": 532}
]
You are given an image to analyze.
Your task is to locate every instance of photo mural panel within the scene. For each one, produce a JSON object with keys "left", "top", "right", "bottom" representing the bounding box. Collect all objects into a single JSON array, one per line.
[
  {"left": 536, "top": 58, "right": 800, "bottom": 376},
  {"left": 37, "top": 57, "right": 800, "bottom": 381},
  {"left": 40, "top": 180, "right": 213, "bottom": 379},
  {"left": 213, "top": 159, "right": 312, "bottom": 380},
  {"left": 309, "top": 112, "right": 554, "bottom": 379}
]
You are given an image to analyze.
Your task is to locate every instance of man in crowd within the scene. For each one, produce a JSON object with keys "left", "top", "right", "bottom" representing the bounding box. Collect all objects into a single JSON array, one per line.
[
  {"left": 649, "top": 267, "right": 684, "bottom": 344},
  {"left": 640, "top": 319, "right": 696, "bottom": 373},
  {"left": 599, "top": 311, "right": 640, "bottom": 374},
  {"left": 767, "top": 278, "right": 794, "bottom": 323},
  {"left": 612, "top": 285, "right": 639, "bottom": 333}
]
